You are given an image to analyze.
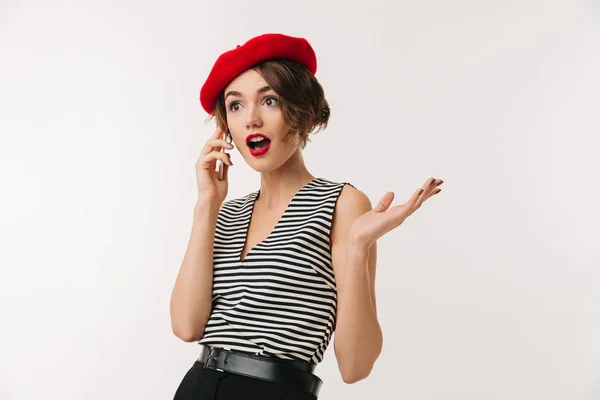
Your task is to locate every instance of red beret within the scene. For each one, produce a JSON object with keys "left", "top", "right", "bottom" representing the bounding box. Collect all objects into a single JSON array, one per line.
[{"left": 199, "top": 33, "right": 317, "bottom": 114}]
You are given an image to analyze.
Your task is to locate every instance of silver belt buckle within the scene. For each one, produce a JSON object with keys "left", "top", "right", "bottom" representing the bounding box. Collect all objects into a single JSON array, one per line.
[{"left": 205, "top": 347, "right": 224, "bottom": 372}]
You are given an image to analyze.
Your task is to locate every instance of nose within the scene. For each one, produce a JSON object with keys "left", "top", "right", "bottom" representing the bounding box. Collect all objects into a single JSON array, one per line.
[{"left": 246, "top": 105, "right": 263, "bottom": 129}]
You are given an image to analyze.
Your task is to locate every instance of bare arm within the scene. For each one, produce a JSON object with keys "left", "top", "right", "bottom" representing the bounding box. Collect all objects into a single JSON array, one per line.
[
  {"left": 169, "top": 200, "right": 221, "bottom": 342},
  {"left": 331, "top": 185, "right": 383, "bottom": 384}
]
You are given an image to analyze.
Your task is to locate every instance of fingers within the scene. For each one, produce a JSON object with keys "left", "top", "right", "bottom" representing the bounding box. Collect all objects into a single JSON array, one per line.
[
  {"left": 197, "top": 128, "right": 235, "bottom": 171},
  {"left": 406, "top": 187, "right": 424, "bottom": 210},
  {"left": 382, "top": 177, "right": 444, "bottom": 218},
  {"left": 201, "top": 139, "right": 234, "bottom": 156},
  {"left": 221, "top": 161, "right": 230, "bottom": 181},
  {"left": 409, "top": 178, "right": 443, "bottom": 210},
  {"left": 373, "top": 192, "right": 394, "bottom": 212},
  {"left": 205, "top": 127, "right": 228, "bottom": 150},
  {"left": 423, "top": 177, "right": 436, "bottom": 190},
  {"left": 422, "top": 178, "right": 443, "bottom": 193},
  {"left": 198, "top": 151, "right": 233, "bottom": 169},
  {"left": 213, "top": 152, "right": 233, "bottom": 166},
  {"left": 211, "top": 126, "right": 224, "bottom": 140},
  {"left": 426, "top": 178, "right": 443, "bottom": 197},
  {"left": 415, "top": 178, "right": 444, "bottom": 203}
]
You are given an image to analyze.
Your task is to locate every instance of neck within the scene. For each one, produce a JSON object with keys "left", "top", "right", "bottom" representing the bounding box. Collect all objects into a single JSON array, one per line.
[{"left": 257, "top": 149, "right": 315, "bottom": 210}]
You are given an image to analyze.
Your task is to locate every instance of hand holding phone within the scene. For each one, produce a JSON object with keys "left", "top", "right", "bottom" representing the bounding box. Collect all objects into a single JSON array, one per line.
[{"left": 195, "top": 127, "right": 232, "bottom": 205}]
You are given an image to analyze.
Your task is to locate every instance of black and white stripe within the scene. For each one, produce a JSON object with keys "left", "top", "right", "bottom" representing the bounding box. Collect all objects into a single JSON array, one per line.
[{"left": 198, "top": 178, "right": 354, "bottom": 363}]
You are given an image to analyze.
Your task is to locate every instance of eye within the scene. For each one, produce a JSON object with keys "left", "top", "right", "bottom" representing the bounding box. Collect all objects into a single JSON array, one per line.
[
  {"left": 264, "top": 96, "right": 279, "bottom": 107},
  {"left": 227, "top": 101, "right": 241, "bottom": 112}
]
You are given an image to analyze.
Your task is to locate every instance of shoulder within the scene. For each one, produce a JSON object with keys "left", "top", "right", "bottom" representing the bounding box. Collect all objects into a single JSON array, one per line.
[
  {"left": 315, "top": 178, "right": 371, "bottom": 218},
  {"left": 219, "top": 190, "right": 258, "bottom": 213},
  {"left": 328, "top": 181, "right": 372, "bottom": 244},
  {"left": 315, "top": 178, "right": 368, "bottom": 207},
  {"left": 336, "top": 183, "right": 371, "bottom": 216}
]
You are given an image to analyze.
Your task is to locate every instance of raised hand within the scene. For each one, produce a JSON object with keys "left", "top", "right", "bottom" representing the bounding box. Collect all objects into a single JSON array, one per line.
[
  {"left": 195, "top": 127, "right": 234, "bottom": 206},
  {"left": 348, "top": 178, "right": 443, "bottom": 250}
]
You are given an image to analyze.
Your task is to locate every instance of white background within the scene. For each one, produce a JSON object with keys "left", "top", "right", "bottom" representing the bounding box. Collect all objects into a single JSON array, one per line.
[{"left": 1, "top": 0, "right": 599, "bottom": 399}]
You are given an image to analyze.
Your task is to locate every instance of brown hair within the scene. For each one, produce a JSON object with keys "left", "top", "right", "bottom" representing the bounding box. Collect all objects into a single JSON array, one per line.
[{"left": 208, "top": 59, "right": 330, "bottom": 149}]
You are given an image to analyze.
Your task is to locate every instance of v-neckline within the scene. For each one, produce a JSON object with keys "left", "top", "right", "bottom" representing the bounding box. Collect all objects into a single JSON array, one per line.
[{"left": 238, "top": 177, "right": 319, "bottom": 263}]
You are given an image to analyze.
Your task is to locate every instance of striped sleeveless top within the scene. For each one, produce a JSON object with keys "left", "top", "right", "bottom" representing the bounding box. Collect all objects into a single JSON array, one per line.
[{"left": 198, "top": 177, "right": 354, "bottom": 364}]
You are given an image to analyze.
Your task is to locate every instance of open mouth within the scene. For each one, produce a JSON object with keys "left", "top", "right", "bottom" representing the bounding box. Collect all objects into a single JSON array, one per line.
[
  {"left": 248, "top": 137, "right": 271, "bottom": 150},
  {"left": 246, "top": 134, "right": 272, "bottom": 150}
]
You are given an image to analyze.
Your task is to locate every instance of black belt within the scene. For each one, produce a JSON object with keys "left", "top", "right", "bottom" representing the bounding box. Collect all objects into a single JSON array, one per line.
[{"left": 197, "top": 345, "right": 322, "bottom": 397}]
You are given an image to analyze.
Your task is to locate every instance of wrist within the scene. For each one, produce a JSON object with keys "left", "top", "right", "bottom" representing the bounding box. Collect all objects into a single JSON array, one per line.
[
  {"left": 346, "top": 240, "right": 371, "bottom": 258},
  {"left": 194, "top": 199, "right": 221, "bottom": 218}
]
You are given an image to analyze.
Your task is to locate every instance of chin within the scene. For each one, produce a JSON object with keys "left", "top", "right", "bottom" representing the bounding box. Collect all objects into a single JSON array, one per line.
[
  {"left": 245, "top": 156, "right": 286, "bottom": 173},
  {"left": 248, "top": 162, "right": 277, "bottom": 173}
]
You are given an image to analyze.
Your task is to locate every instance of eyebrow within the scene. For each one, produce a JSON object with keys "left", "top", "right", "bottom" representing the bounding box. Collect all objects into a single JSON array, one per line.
[{"left": 224, "top": 85, "right": 273, "bottom": 100}]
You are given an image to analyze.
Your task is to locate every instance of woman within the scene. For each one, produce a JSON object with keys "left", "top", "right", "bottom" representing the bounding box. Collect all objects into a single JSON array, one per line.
[{"left": 170, "top": 33, "right": 443, "bottom": 400}]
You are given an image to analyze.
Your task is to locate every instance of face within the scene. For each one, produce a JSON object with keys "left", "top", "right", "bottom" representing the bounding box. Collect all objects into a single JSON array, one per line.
[{"left": 223, "top": 69, "right": 300, "bottom": 172}]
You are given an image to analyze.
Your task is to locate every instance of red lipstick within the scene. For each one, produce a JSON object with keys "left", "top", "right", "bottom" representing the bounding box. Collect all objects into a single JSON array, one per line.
[{"left": 246, "top": 133, "right": 271, "bottom": 157}]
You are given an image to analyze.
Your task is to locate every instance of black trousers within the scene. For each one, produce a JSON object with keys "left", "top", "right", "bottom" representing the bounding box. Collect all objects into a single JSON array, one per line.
[{"left": 173, "top": 360, "right": 319, "bottom": 400}]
